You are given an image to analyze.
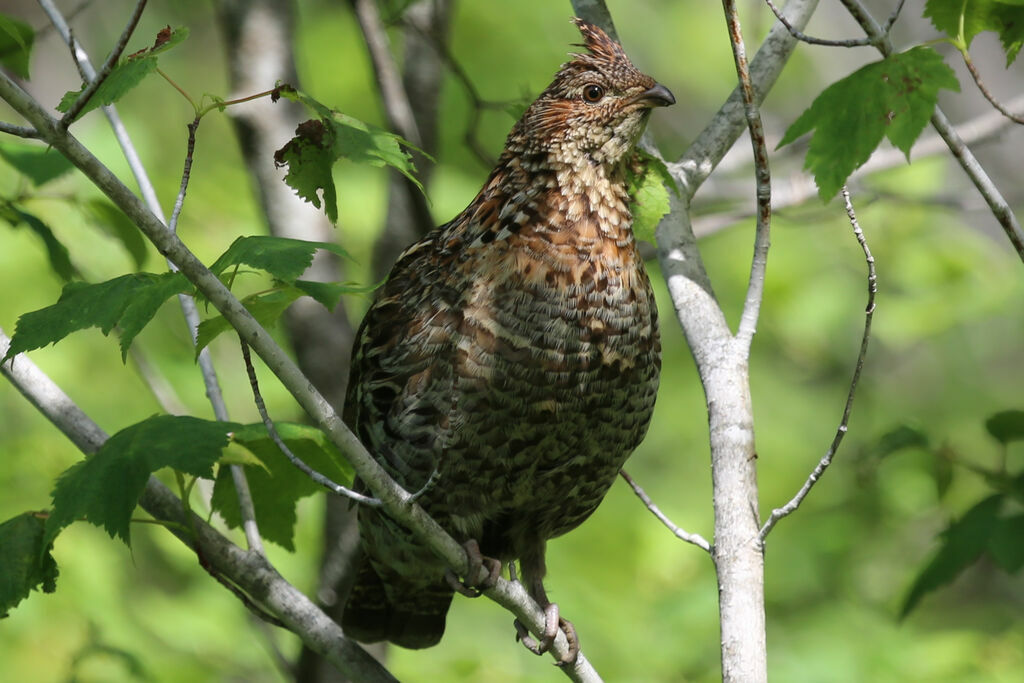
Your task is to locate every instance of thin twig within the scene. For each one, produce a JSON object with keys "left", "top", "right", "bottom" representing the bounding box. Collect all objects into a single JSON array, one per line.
[
  {"left": 239, "top": 340, "right": 383, "bottom": 508},
  {"left": 763, "top": 0, "right": 903, "bottom": 47},
  {"left": 60, "top": 0, "right": 148, "bottom": 126},
  {"left": 960, "top": 51, "right": 1024, "bottom": 125},
  {"left": 0, "top": 121, "right": 38, "bottom": 138},
  {"left": 838, "top": 0, "right": 1024, "bottom": 264},
  {"left": 620, "top": 470, "right": 712, "bottom": 553},
  {"left": 760, "top": 185, "right": 876, "bottom": 540},
  {"left": 350, "top": 0, "right": 421, "bottom": 146},
  {"left": 724, "top": 0, "right": 772, "bottom": 352}
]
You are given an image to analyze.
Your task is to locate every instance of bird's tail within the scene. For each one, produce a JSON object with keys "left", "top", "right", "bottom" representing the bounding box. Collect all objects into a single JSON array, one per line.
[{"left": 342, "top": 556, "right": 455, "bottom": 650}]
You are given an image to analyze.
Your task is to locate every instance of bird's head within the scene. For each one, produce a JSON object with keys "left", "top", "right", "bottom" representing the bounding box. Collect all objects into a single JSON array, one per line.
[{"left": 507, "top": 18, "right": 675, "bottom": 168}]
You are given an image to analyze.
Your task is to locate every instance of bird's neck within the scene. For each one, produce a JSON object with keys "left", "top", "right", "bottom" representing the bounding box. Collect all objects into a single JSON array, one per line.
[{"left": 490, "top": 146, "right": 632, "bottom": 234}]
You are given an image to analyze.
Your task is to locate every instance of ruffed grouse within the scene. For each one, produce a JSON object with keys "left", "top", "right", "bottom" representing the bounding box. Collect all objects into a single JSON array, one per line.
[{"left": 342, "top": 18, "right": 672, "bottom": 657}]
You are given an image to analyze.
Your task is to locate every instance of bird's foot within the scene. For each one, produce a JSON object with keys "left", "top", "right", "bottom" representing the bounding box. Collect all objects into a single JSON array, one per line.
[
  {"left": 513, "top": 602, "right": 579, "bottom": 666},
  {"left": 444, "top": 539, "right": 501, "bottom": 598}
]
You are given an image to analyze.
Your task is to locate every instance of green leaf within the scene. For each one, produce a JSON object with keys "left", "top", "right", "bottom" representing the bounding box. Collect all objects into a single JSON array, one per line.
[
  {"left": 274, "top": 88, "right": 424, "bottom": 223},
  {"left": 0, "top": 204, "right": 75, "bottom": 281},
  {"left": 3, "top": 272, "right": 191, "bottom": 364},
  {"left": 988, "top": 513, "right": 1024, "bottom": 573},
  {"left": 209, "top": 235, "right": 351, "bottom": 284},
  {"left": 57, "top": 27, "right": 189, "bottom": 122},
  {"left": 778, "top": 47, "right": 959, "bottom": 200},
  {"left": 212, "top": 423, "right": 354, "bottom": 550},
  {"left": 0, "top": 512, "right": 58, "bottom": 618},
  {"left": 925, "top": 0, "right": 1024, "bottom": 64},
  {"left": 0, "top": 142, "right": 73, "bottom": 186},
  {"left": 0, "top": 14, "right": 34, "bottom": 79},
  {"left": 45, "top": 416, "right": 239, "bottom": 547},
  {"left": 984, "top": 409, "right": 1024, "bottom": 444},
  {"left": 293, "top": 278, "right": 379, "bottom": 310},
  {"left": 900, "top": 494, "right": 1003, "bottom": 618},
  {"left": 195, "top": 288, "right": 301, "bottom": 353},
  {"left": 82, "top": 199, "right": 148, "bottom": 269},
  {"left": 626, "top": 151, "right": 675, "bottom": 244}
]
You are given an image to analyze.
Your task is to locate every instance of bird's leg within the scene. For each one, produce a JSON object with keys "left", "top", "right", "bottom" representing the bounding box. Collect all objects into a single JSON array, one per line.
[
  {"left": 444, "top": 539, "right": 501, "bottom": 598},
  {"left": 512, "top": 547, "right": 580, "bottom": 665}
]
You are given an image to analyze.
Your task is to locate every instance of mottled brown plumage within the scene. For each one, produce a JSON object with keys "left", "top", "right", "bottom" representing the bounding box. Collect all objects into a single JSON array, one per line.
[{"left": 342, "top": 18, "right": 672, "bottom": 654}]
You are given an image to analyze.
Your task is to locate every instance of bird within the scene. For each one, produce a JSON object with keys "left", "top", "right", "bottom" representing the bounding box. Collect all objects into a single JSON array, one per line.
[{"left": 341, "top": 17, "right": 672, "bottom": 661}]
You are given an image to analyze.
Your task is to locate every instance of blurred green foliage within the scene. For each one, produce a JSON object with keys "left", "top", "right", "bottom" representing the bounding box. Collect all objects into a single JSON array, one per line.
[{"left": 0, "top": 1, "right": 1022, "bottom": 681}]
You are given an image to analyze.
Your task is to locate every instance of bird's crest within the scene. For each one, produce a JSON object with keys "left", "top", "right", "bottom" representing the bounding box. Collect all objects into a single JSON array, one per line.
[{"left": 570, "top": 18, "right": 630, "bottom": 69}]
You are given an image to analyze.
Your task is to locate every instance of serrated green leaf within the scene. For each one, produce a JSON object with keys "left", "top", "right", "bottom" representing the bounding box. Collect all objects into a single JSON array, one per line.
[
  {"left": 3, "top": 272, "right": 191, "bottom": 364},
  {"left": 778, "top": 47, "right": 959, "bottom": 200},
  {"left": 988, "top": 513, "right": 1024, "bottom": 572},
  {"left": 195, "top": 288, "right": 301, "bottom": 353},
  {"left": 292, "top": 278, "right": 379, "bottom": 310},
  {"left": 274, "top": 88, "right": 424, "bottom": 223},
  {"left": 925, "top": 0, "right": 1024, "bottom": 65},
  {"left": 209, "top": 235, "right": 351, "bottom": 285},
  {"left": 212, "top": 423, "right": 354, "bottom": 550},
  {"left": 83, "top": 199, "right": 148, "bottom": 269},
  {"left": 0, "top": 14, "right": 34, "bottom": 79},
  {"left": 0, "top": 512, "right": 58, "bottom": 618},
  {"left": 57, "top": 27, "right": 189, "bottom": 122},
  {"left": 901, "top": 494, "right": 1003, "bottom": 618},
  {"left": 57, "top": 58, "right": 158, "bottom": 121},
  {"left": 44, "top": 416, "right": 239, "bottom": 547},
  {"left": 626, "top": 151, "right": 675, "bottom": 244},
  {"left": 0, "top": 204, "right": 75, "bottom": 281},
  {"left": 985, "top": 409, "right": 1024, "bottom": 444},
  {"left": 0, "top": 142, "right": 73, "bottom": 186}
]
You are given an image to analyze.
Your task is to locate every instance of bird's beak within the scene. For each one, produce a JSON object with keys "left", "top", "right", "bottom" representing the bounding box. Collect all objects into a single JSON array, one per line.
[{"left": 635, "top": 83, "right": 675, "bottom": 108}]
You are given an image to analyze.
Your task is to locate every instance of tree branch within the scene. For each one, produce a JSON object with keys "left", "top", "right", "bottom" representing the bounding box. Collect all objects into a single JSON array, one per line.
[
  {"left": 960, "top": 51, "right": 1024, "bottom": 126},
  {"left": 724, "top": 0, "right": 772, "bottom": 353},
  {"left": 759, "top": 185, "right": 876, "bottom": 540}
]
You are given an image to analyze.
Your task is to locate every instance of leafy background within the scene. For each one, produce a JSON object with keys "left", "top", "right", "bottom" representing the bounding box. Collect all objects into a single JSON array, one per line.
[{"left": 0, "top": 0, "right": 1023, "bottom": 681}]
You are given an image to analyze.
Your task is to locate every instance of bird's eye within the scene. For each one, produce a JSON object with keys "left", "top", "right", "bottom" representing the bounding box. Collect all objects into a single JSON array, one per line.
[{"left": 582, "top": 84, "right": 605, "bottom": 103}]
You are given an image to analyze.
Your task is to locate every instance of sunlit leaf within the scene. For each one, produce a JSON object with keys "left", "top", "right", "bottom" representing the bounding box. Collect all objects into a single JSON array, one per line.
[{"left": 627, "top": 150, "right": 676, "bottom": 244}]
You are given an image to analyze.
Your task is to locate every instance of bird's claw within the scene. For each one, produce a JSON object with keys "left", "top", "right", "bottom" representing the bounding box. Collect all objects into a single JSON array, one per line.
[
  {"left": 445, "top": 539, "right": 501, "bottom": 598},
  {"left": 513, "top": 603, "right": 579, "bottom": 666}
]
